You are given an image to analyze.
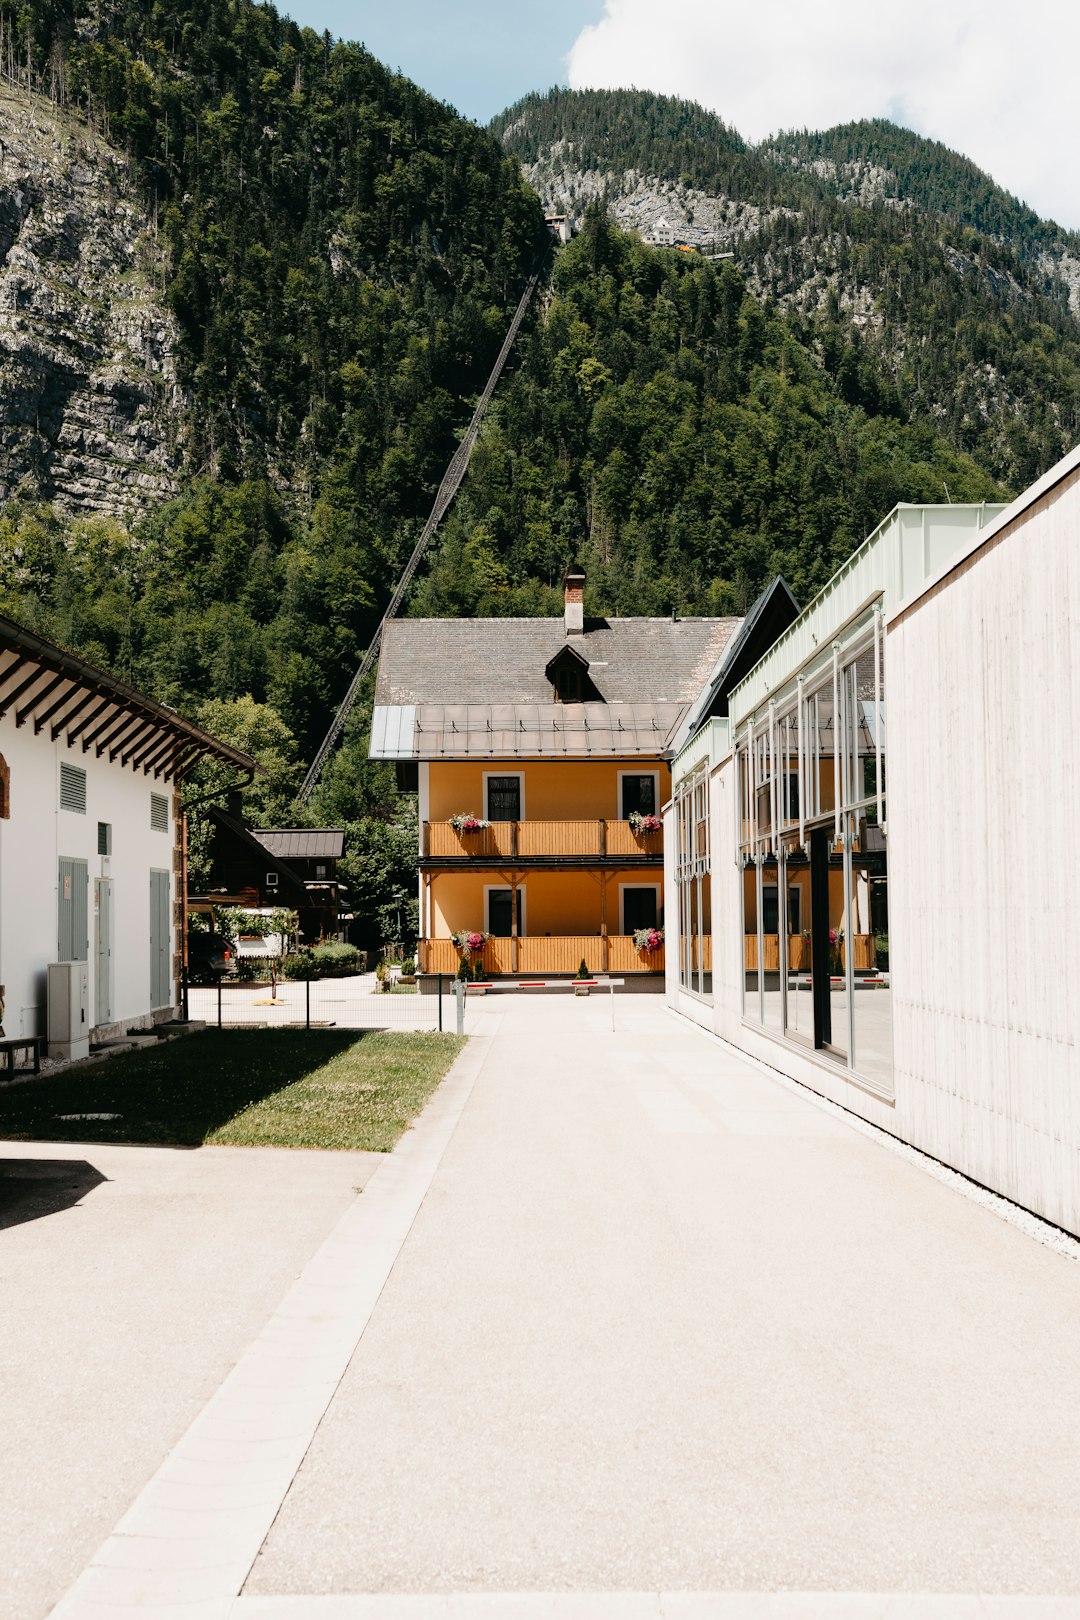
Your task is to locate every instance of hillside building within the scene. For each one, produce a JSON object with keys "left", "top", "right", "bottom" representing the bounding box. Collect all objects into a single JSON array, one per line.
[{"left": 369, "top": 572, "right": 737, "bottom": 977}]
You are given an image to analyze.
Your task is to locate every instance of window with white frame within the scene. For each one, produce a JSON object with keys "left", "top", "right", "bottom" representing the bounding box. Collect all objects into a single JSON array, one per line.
[
  {"left": 673, "top": 763, "right": 711, "bottom": 998},
  {"left": 733, "top": 610, "right": 891, "bottom": 1091}
]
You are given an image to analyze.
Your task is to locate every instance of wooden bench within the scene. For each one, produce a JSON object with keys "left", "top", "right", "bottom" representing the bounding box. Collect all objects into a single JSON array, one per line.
[{"left": 0, "top": 1036, "right": 43, "bottom": 1077}]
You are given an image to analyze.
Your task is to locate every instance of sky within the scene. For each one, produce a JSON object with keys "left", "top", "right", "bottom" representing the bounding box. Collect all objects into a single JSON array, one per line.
[{"left": 282, "top": 0, "right": 1078, "bottom": 230}]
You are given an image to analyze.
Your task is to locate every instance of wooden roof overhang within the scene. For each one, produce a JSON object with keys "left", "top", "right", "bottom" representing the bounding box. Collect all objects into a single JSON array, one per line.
[{"left": 0, "top": 615, "right": 257, "bottom": 782}]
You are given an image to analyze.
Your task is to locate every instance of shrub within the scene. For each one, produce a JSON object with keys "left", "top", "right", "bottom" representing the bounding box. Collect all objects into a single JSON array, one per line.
[
  {"left": 311, "top": 941, "right": 362, "bottom": 978},
  {"left": 576, "top": 958, "right": 590, "bottom": 979},
  {"left": 400, "top": 957, "right": 416, "bottom": 976},
  {"left": 281, "top": 953, "right": 310, "bottom": 980}
]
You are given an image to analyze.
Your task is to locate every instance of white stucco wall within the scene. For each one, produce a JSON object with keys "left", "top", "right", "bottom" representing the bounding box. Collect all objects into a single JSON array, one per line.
[{"left": 0, "top": 718, "right": 178, "bottom": 1039}]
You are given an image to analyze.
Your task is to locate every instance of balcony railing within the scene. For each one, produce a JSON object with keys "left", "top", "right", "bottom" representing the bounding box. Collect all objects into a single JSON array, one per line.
[
  {"left": 424, "top": 820, "right": 662, "bottom": 860},
  {"left": 418, "top": 936, "right": 665, "bottom": 975},
  {"left": 743, "top": 934, "right": 876, "bottom": 972}
]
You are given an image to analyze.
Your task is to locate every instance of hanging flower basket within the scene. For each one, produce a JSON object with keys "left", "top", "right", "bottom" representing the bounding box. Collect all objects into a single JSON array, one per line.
[
  {"left": 449, "top": 813, "right": 490, "bottom": 834},
  {"left": 451, "top": 929, "right": 491, "bottom": 980},
  {"left": 628, "top": 811, "right": 662, "bottom": 835},
  {"left": 633, "top": 926, "right": 665, "bottom": 954}
]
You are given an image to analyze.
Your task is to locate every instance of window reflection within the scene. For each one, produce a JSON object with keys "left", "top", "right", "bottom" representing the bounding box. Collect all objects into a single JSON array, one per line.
[{"left": 734, "top": 616, "right": 893, "bottom": 1092}]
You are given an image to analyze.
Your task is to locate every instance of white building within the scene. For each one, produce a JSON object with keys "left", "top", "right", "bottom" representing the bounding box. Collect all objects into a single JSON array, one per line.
[
  {"left": 665, "top": 446, "right": 1080, "bottom": 1237},
  {"left": 0, "top": 614, "right": 254, "bottom": 1049}
]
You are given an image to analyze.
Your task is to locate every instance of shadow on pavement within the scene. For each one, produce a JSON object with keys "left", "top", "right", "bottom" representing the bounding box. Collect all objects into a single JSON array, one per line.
[
  {"left": 0, "top": 1157, "right": 109, "bottom": 1230},
  {"left": 0, "top": 1029, "right": 366, "bottom": 1147}
]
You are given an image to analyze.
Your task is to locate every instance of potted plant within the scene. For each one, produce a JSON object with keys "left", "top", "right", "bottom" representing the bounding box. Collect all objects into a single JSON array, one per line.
[
  {"left": 628, "top": 810, "right": 662, "bottom": 835},
  {"left": 398, "top": 956, "right": 417, "bottom": 985},
  {"left": 573, "top": 957, "right": 592, "bottom": 996},
  {"left": 633, "top": 925, "right": 665, "bottom": 956},
  {"left": 452, "top": 929, "right": 491, "bottom": 991},
  {"left": 449, "top": 813, "right": 490, "bottom": 835}
]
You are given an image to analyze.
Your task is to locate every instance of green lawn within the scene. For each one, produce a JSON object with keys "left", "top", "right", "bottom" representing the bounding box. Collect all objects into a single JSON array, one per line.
[{"left": 0, "top": 1030, "right": 466, "bottom": 1151}]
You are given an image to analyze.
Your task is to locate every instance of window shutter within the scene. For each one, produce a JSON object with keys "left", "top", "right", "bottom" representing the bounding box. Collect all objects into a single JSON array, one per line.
[
  {"left": 150, "top": 792, "right": 169, "bottom": 832},
  {"left": 60, "top": 762, "right": 87, "bottom": 814}
]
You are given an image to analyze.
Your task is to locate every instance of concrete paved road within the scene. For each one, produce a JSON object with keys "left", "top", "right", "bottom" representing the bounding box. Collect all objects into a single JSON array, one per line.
[
  {"left": 247, "top": 993, "right": 1080, "bottom": 1598},
  {"left": 0, "top": 1138, "right": 380, "bottom": 1620}
]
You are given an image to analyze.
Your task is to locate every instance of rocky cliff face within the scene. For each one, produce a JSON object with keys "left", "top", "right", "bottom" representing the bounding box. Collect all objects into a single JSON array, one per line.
[{"left": 0, "top": 84, "right": 183, "bottom": 519}]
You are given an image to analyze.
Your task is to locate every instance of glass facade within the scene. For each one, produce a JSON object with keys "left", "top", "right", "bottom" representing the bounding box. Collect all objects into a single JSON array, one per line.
[
  {"left": 735, "top": 612, "right": 892, "bottom": 1092},
  {"left": 674, "top": 765, "right": 712, "bottom": 999}
]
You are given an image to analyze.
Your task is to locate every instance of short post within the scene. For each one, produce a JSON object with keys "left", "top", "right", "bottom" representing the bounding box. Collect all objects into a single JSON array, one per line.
[
  {"left": 305, "top": 972, "right": 311, "bottom": 1031},
  {"left": 217, "top": 973, "right": 222, "bottom": 1029},
  {"left": 454, "top": 977, "right": 465, "bottom": 1035},
  {"left": 610, "top": 979, "right": 616, "bottom": 1033},
  {"left": 438, "top": 975, "right": 444, "bottom": 1031},
  {"left": 181, "top": 963, "right": 189, "bottom": 1023}
]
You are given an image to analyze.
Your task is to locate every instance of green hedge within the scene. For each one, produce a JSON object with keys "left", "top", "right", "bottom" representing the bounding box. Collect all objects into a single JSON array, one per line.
[{"left": 281, "top": 943, "right": 365, "bottom": 980}]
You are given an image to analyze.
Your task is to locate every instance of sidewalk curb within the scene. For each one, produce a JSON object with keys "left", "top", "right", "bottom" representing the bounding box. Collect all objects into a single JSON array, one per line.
[{"left": 48, "top": 1035, "right": 491, "bottom": 1620}]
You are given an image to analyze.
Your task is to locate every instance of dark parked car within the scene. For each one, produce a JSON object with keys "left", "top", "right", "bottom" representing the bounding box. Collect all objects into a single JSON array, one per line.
[{"left": 186, "top": 932, "right": 232, "bottom": 985}]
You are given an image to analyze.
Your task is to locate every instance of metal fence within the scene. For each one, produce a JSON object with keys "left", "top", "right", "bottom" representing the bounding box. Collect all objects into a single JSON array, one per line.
[{"left": 184, "top": 967, "right": 449, "bottom": 1032}]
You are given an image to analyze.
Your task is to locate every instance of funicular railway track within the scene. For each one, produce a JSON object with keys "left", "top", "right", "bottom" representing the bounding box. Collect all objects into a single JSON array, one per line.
[{"left": 297, "top": 235, "right": 556, "bottom": 803}]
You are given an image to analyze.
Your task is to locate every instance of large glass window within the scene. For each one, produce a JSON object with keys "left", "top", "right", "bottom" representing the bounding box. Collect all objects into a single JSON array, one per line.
[
  {"left": 674, "top": 765, "right": 712, "bottom": 999},
  {"left": 733, "top": 613, "right": 892, "bottom": 1092}
]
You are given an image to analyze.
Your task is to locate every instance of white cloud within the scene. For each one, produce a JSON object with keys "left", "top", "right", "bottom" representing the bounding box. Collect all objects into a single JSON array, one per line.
[{"left": 566, "top": 0, "right": 1080, "bottom": 230}]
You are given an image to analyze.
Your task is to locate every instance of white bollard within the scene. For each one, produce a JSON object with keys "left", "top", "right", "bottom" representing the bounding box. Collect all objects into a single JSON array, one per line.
[{"left": 454, "top": 978, "right": 465, "bottom": 1035}]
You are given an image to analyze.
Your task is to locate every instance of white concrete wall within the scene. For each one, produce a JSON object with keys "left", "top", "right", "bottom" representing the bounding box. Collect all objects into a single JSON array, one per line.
[
  {"left": 666, "top": 468, "right": 1080, "bottom": 1235},
  {"left": 0, "top": 717, "right": 178, "bottom": 1039},
  {"left": 886, "top": 467, "right": 1080, "bottom": 1235}
]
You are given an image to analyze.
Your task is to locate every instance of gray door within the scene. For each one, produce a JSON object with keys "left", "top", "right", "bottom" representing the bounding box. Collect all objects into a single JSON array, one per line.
[
  {"left": 487, "top": 887, "right": 523, "bottom": 938},
  {"left": 58, "top": 858, "right": 89, "bottom": 962},
  {"left": 95, "top": 878, "right": 113, "bottom": 1024},
  {"left": 150, "top": 869, "right": 171, "bottom": 1009}
]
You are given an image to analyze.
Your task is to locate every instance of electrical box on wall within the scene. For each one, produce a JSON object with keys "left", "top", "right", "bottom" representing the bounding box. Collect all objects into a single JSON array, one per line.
[{"left": 47, "top": 962, "right": 90, "bottom": 1062}]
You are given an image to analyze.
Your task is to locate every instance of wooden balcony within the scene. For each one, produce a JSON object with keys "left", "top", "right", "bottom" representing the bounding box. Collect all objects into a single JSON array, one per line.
[
  {"left": 417, "top": 936, "right": 665, "bottom": 975},
  {"left": 423, "top": 819, "right": 662, "bottom": 863}
]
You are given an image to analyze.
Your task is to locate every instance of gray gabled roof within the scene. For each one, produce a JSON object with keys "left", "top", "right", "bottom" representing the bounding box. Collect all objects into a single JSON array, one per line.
[
  {"left": 371, "top": 615, "right": 740, "bottom": 761},
  {"left": 375, "top": 616, "right": 739, "bottom": 707}
]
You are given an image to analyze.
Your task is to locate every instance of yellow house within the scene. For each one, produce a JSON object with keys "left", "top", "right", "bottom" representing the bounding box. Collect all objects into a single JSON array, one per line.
[{"left": 369, "top": 567, "right": 738, "bottom": 976}]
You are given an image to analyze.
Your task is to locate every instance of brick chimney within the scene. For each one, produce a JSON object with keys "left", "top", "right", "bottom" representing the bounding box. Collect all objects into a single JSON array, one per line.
[{"left": 563, "top": 563, "right": 585, "bottom": 637}]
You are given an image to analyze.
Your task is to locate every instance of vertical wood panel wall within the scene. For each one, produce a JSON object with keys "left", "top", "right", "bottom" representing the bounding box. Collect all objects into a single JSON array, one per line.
[
  {"left": 676, "top": 476, "right": 1080, "bottom": 1238},
  {"left": 887, "top": 472, "right": 1080, "bottom": 1235}
]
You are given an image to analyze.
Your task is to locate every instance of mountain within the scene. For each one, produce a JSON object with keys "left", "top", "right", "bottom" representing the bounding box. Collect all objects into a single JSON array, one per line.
[
  {"left": 0, "top": 23, "right": 1049, "bottom": 852},
  {"left": 3, "top": 0, "right": 543, "bottom": 505},
  {"left": 0, "top": 0, "right": 542, "bottom": 754},
  {"left": 493, "top": 88, "right": 1080, "bottom": 488},
  {"left": 0, "top": 80, "right": 182, "bottom": 516}
]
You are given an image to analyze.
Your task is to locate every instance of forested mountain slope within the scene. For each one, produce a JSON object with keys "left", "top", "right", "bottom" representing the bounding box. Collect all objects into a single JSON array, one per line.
[
  {"left": 0, "top": 20, "right": 1045, "bottom": 859},
  {"left": 494, "top": 88, "right": 1080, "bottom": 488},
  {"left": 412, "top": 207, "right": 1003, "bottom": 624},
  {"left": 0, "top": 0, "right": 542, "bottom": 758}
]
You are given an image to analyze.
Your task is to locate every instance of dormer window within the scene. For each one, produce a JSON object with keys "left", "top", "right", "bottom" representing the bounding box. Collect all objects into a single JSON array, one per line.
[
  {"left": 545, "top": 642, "right": 601, "bottom": 705},
  {"left": 555, "top": 664, "right": 582, "bottom": 703}
]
